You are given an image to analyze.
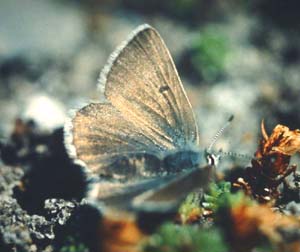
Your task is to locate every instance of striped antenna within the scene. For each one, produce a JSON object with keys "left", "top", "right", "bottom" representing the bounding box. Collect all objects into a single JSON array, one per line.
[
  {"left": 219, "top": 150, "right": 253, "bottom": 162},
  {"left": 207, "top": 115, "right": 234, "bottom": 152}
]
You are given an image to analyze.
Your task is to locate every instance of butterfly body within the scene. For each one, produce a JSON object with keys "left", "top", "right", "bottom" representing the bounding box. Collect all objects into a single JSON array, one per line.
[
  {"left": 102, "top": 148, "right": 204, "bottom": 181},
  {"left": 66, "top": 24, "right": 213, "bottom": 211}
]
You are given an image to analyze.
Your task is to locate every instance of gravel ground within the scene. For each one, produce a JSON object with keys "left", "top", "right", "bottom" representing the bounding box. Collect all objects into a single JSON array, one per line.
[{"left": 1, "top": 0, "right": 300, "bottom": 251}]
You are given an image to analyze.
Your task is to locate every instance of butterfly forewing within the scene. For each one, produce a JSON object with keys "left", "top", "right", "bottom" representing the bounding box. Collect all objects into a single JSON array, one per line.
[{"left": 99, "top": 24, "right": 199, "bottom": 149}]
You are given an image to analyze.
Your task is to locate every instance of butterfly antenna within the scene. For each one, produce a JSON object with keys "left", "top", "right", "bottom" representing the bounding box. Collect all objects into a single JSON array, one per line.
[
  {"left": 207, "top": 115, "right": 234, "bottom": 153},
  {"left": 219, "top": 150, "right": 253, "bottom": 162}
]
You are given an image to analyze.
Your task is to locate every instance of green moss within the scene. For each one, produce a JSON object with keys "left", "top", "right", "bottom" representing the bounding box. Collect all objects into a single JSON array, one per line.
[
  {"left": 142, "top": 223, "right": 228, "bottom": 252},
  {"left": 179, "top": 182, "right": 245, "bottom": 222},
  {"left": 59, "top": 236, "right": 88, "bottom": 252},
  {"left": 179, "top": 191, "right": 203, "bottom": 223},
  {"left": 191, "top": 27, "right": 229, "bottom": 82},
  {"left": 203, "top": 182, "right": 254, "bottom": 213},
  {"left": 202, "top": 182, "right": 232, "bottom": 211}
]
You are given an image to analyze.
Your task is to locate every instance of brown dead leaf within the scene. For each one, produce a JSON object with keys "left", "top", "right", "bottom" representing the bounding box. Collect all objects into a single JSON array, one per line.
[
  {"left": 234, "top": 121, "right": 299, "bottom": 203},
  {"left": 230, "top": 200, "right": 300, "bottom": 251},
  {"left": 98, "top": 213, "right": 145, "bottom": 252},
  {"left": 259, "top": 121, "right": 300, "bottom": 157}
]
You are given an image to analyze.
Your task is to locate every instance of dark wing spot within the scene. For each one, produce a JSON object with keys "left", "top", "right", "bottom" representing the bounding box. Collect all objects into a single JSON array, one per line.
[{"left": 159, "top": 85, "right": 170, "bottom": 93}]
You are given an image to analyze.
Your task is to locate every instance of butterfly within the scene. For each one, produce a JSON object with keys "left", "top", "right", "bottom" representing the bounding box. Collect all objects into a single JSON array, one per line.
[{"left": 65, "top": 24, "right": 215, "bottom": 213}]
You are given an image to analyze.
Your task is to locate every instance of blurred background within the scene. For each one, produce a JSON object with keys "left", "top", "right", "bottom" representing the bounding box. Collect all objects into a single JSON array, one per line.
[{"left": 1, "top": 0, "right": 300, "bottom": 159}]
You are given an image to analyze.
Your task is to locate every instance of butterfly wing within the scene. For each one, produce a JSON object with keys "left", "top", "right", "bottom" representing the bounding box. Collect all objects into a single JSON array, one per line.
[
  {"left": 68, "top": 24, "right": 199, "bottom": 177},
  {"left": 70, "top": 103, "right": 164, "bottom": 175},
  {"left": 132, "top": 165, "right": 212, "bottom": 213},
  {"left": 98, "top": 24, "right": 199, "bottom": 149},
  {"left": 88, "top": 175, "right": 177, "bottom": 210},
  {"left": 88, "top": 165, "right": 212, "bottom": 212}
]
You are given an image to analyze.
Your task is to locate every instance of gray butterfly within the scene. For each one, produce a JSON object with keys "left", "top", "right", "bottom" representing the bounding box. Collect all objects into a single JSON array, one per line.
[{"left": 66, "top": 24, "right": 215, "bottom": 212}]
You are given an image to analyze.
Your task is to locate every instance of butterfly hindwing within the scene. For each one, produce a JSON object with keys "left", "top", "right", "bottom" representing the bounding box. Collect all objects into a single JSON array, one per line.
[{"left": 132, "top": 165, "right": 212, "bottom": 213}]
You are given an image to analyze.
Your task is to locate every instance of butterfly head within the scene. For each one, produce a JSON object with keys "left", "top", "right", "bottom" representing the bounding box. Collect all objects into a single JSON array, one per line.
[{"left": 204, "top": 148, "right": 221, "bottom": 166}]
